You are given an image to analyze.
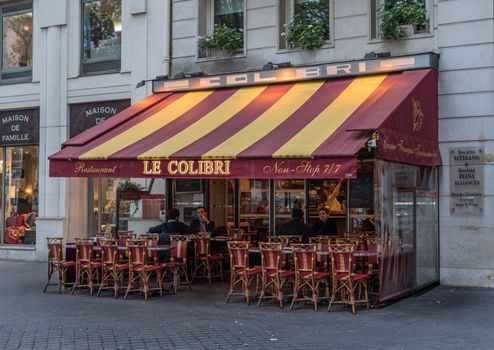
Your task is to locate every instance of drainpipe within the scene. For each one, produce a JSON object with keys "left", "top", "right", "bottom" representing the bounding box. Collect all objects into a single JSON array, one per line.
[{"left": 163, "top": 0, "right": 171, "bottom": 76}]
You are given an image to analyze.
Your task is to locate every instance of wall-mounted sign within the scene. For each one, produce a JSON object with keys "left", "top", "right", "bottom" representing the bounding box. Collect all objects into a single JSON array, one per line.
[
  {"left": 154, "top": 53, "right": 438, "bottom": 93},
  {"left": 449, "top": 147, "right": 484, "bottom": 216},
  {"left": 0, "top": 108, "right": 39, "bottom": 145},
  {"left": 69, "top": 100, "right": 130, "bottom": 137}
]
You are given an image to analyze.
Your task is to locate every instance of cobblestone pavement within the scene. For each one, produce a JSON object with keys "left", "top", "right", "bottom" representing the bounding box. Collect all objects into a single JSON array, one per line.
[{"left": 1, "top": 260, "right": 493, "bottom": 349}]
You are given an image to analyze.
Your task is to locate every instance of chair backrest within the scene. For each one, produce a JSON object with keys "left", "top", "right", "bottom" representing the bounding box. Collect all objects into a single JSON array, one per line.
[
  {"left": 309, "top": 236, "right": 331, "bottom": 244},
  {"left": 291, "top": 244, "right": 317, "bottom": 273},
  {"left": 140, "top": 233, "right": 160, "bottom": 240},
  {"left": 170, "top": 235, "right": 189, "bottom": 260},
  {"left": 101, "top": 243, "right": 119, "bottom": 265},
  {"left": 46, "top": 237, "right": 64, "bottom": 263},
  {"left": 228, "top": 229, "right": 244, "bottom": 241},
  {"left": 127, "top": 245, "right": 148, "bottom": 266},
  {"left": 193, "top": 236, "right": 211, "bottom": 256},
  {"left": 227, "top": 241, "right": 249, "bottom": 270},
  {"left": 268, "top": 236, "right": 286, "bottom": 244},
  {"left": 118, "top": 232, "right": 136, "bottom": 246},
  {"left": 259, "top": 242, "right": 283, "bottom": 271},
  {"left": 75, "top": 242, "right": 94, "bottom": 263},
  {"left": 281, "top": 235, "right": 303, "bottom": 245},
  {"left": 328, "top": 244, "right": 355, "bottom": 275}
]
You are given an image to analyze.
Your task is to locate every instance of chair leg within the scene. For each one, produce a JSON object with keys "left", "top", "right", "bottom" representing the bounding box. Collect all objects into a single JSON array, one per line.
[
  {"left": 43, "top": 264, "right": 53, "bottom": 293},
  {"left": 349, "top": 280, "right": 356, "bottom": 314},
  {"left": 290, "top": 279, "right": 300, "bottom": 310}
]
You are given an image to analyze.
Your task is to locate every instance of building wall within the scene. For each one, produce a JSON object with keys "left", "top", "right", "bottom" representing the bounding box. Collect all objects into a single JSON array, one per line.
[{"left": 0, "top": 0, "right": 493, "bottom": 289}]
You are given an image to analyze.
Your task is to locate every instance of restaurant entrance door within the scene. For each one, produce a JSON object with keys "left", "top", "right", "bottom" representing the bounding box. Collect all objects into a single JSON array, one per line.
[{"left": 208, "top": 180, "right": 235, "bottom": 232}]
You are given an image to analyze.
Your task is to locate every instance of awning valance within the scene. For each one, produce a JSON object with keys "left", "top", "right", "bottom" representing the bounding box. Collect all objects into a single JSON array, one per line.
[{"left": 49, "top": 69, "right": 440, "bottom": 179}]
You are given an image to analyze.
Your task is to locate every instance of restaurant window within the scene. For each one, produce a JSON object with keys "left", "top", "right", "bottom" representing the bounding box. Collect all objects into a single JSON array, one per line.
[
  {"left": 197, "top": 0, "right": 245, "bottom": 58},
  {"left": 172, "top": 179, "right": 204, "bottom": 225},
  {"left": 239, "top": 179, "right": 269, "bottom": 237},
  {"left": 369, "top": 0, "right": 430, "bottom": 40},
  {"left": 81, "top": 0, "right": 121, "bottom": 74},
  {"left": 307, "top": 178, "right": 347, "bottom": 234},
  {"left": 274, "top": 179, "right": 305, "bottom": 232},
  {"left": 0, "top": 1, "right": 32, "bottom": 82},
  {"left": 278, "top": 0, "right": 331, "bottom": 50},
  {"left": 89, "top": 178, "right": 121, "bottom": 236}
]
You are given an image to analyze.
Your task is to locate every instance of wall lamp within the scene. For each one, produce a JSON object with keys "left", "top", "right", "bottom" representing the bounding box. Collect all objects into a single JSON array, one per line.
[
  {"left": 363, "top": 51, "right": 391, "bottom": 60},
  {"left": 262, "top": 61, "right": 292, "bottom": 71},
  {"left": 135, "top": 75, "right": 169, "bottom": 89}
]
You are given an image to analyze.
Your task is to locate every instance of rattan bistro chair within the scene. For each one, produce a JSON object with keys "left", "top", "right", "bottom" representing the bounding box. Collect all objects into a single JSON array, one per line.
[
  {"left": 124, "top": 244, "right": 163, "bottom": 301},
  {"left": 97, "top": 240, "right": 128, "bottom": 298},
  {"left": 226, "top": 241, "right": 261, "bottom": 305},
  {"left": 163, "top": 235, "right": 192, "bottom": 293},
  {"left": 43, "top": 238, "right": 76, "bottom": 294},
  {"left": 71, "top": 239, "right": 103, "bottom": 295},
  {"left": 191, "top": 234, "right": 224, "bottom": 285}
]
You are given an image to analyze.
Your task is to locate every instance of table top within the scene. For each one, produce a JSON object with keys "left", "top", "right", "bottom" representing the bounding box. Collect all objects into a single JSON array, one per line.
[{"left": 65, "top": 244, "right": 173, "bottom": 251}]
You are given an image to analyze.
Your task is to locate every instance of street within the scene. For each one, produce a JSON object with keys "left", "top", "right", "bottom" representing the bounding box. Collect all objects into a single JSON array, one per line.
[{"left": 0, "top": 260, "right": 493, "bottom": 349}]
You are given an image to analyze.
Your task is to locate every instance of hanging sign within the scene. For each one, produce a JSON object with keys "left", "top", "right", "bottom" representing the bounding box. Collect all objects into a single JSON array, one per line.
[
  {"left": 449, "top": 147, "right": 484, "bottom": 216},
  {"left": 0, "top": 108, "right": 39, "bottom": 145}
]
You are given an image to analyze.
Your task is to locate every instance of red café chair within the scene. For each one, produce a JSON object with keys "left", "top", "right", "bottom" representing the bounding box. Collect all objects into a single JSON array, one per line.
[
  {"left": 226, "top": 241, "right": 261, "bottom": 305},
  {"left": 309, "top": 236, "right": 331, "bottom": 271},
  {"left": 191, "top": 234, "right": 224, "bottom": 285},
  {"left": 162, "top": 235, "right": 192, "bottom": 293},
  {"left": 71, "top": 238, "right": 103, "bottom": 295},
  {"left": 43, "top": 237, "right": 76, "bottom": 294},
  {"left": 290, "top": 244, "right": 331, "bottom": 311},
  {"left": 328, "top": 244, "right": 369, "bottom": 314},
  {"left": 257, "top": 242, "right": 294, "bottom": 308},
  {"left": 124, "top": 244, "right": 163, "bottom": 301},
  {"left": 97, "top": 240, "right": 128, "bottom": 298}
]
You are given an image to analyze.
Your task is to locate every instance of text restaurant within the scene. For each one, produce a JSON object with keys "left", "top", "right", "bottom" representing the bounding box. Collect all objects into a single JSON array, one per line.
[{"left": 49, "top": 53, "right": 440, "bottom": 306}]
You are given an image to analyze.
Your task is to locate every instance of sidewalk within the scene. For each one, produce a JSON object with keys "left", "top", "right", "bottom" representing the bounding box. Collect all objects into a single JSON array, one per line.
[{"left": 0, "top": 259, "right": 493, "bottom": 349}]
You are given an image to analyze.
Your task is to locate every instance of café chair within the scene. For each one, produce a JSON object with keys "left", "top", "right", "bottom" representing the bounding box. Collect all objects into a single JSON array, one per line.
[
  {"left": 290, "top": 244, "right": 331, "bottom": 311},
  {"left": 268, "top": 236, "right": 286, "bottom": 244},
  {"left": 257, "top": 242, "right": 294, "bottom": 308},
  {"left": 191, "top": 234, "right": 224, "bottom": 285},
  {"left": 118, "top": 232, "right": 136, "bottom": 246},
  {"left": 163, "top": 235, "right": 192, "bottom": 293},
  {"left": 124, "top": 244, "right": 163, "bottom": 301},
  {"left": 97, "top": 240, "right": 128, "bottom": 298},
  {"left": 226, "top": 241, "right": 261, "bottom": 305},
  {"left": 328, "top": 244, "right": 369, "bottom": 314},
  {"left": 71, "top": 238, "right": 103, "bottom": 296},
  {"left": 43, "top": 237, "right": 76, "bottom": 294},
  {"left": 309, "top": 237, "right": 331, "bottom": 270}
]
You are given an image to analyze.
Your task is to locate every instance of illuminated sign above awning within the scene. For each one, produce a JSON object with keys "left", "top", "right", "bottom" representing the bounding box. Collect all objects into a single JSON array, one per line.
[{"left": 153, "top": 53, "right": 438, "bottom": 93}]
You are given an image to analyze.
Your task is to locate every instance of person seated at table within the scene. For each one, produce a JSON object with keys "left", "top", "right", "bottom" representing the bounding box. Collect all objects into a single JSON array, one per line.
[
  {"left": 189, "top": 206, "right": 215, "bottom": 234},
  {"left": 312, "top": 207, "right": 338, "bottom": 237},
  {"left": 148, "top": 208, "right": 189, "bottom": 262},
  {"left": 277, "top": 208, "right": 312, "bottom": 243}
]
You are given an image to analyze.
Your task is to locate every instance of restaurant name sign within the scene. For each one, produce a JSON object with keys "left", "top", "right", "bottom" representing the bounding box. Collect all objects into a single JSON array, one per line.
[
  {"left": 154, "top": 53, "right": 438, "bottom": 93},
  {"left": 449, "top": 147, "right": 484, "bottom": 216},
  {"left": 0, "top": 108, "right": 39, "bottom": 145},
  {"left": 50, "top": 158, "right": 358, "bottom": 179}
]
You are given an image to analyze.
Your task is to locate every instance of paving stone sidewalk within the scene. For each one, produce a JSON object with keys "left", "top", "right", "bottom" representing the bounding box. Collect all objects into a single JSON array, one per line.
[{"left": 0, "top": 260, "right": 493, "bottom": 350}]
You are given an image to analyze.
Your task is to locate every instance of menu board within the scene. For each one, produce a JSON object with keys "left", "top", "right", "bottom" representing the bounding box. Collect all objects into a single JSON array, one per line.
[
  {"left": 350, "top": 172, "right": 373, "bottom": 208},
  {"left": 175, "top": 179, "right": 202, "bottom": 193}
]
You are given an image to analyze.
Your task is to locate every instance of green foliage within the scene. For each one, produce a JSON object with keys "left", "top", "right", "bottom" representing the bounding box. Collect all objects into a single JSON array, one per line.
[
  {"left": 197, "top": 24, "right": 243, "bottom": 54},
  {"left": 284, "top": 1, "right": 329, "bottom": 50},
  {"left": 116, "top": 180, "right": 144, "bottom": 192},
  {"left": 378, "top": 0, "right": 429, "bottom": 40}
]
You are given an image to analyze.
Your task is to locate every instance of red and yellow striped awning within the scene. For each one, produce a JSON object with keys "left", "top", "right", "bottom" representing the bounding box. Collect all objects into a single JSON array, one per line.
[{"left": 49, "top": 69, "right": 440, "bottom": 179}]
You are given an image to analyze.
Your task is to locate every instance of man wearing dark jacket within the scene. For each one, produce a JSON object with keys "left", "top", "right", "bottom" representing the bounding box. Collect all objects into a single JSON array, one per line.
[
  {"left": 277, "top": 208, "right": 312, "bottom": 243},
  {"left": 188, "top": 206, "right": 215, "bottom": 234},
  {"left": 148, "top": 208, "right": 189, "bottom": 262},
  {"left": 312, "top": 207, "right": 338, "bottom": 236}
]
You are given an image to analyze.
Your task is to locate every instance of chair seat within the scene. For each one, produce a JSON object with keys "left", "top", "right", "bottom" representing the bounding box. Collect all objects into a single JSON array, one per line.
[
  {"left": 80, "top": 262, "right": 103, "bottom": 268},
  {"left": 267, "top": 270, "right": 294, "bottom": 278},
  {"left": 107, "top": 264, "right": 129, "bottom": 271},
  {"left": 133, "top": 264, "right": 162, "bottom": 272},
  {"left": 61, "top": 261, "right": 76, "bottom": 267},
  {"left": 234, "top": 267, "right": 262, "bottom": 276},
  {"left": 300, "top": 271, "right": 331, "bottom": 280},
  {"left": 336, "top": 273, "right": 368, "bottom": 281},
  {"left": 162, "top": 262, "right": 186, "bottom": 268},
  {"left": 198, "top": 254, "right": 223, "bottom": 261}
]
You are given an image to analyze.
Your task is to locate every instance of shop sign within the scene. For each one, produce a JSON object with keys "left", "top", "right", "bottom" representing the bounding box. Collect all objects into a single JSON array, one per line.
[
  {"left": 449, "top": 147, "right": 484, "bottom": 216},
  {"left": 69, "top": 100, "right": 131, "bottom": 137},
  {"left": 0, "top": 108, "right": 39, "bottom": 145}
]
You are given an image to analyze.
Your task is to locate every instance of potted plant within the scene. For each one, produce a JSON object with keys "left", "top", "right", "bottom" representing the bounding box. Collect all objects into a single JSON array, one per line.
[
  {"left": 116, "top": 180, "right": 144, "bottom": 200},
  {"left": 378, "top": 0, "right": 429, "bottom": 40},
  {"left": 283, "top": 2, "right": 329, "bottom": 50},
  {"left": 198, "top": 24, "right": 244, "bottom": 56}
]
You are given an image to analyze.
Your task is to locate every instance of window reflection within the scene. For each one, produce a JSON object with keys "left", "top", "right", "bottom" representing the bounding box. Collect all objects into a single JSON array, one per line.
[
  {"left": 2, "top": 12, "right": 32, "bottom": 70},
  {"left": 214, "top": 0, "right": 243, "bottom": 29},
  {"left": 83, "top": 0, "right": 122, "bottom": 62}
]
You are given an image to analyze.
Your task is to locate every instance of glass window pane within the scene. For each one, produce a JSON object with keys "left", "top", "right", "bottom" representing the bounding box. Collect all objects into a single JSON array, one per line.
[
  {"left": 239, "top": 179, "right": 269, "bottom": 235},
  {"left": 214, "top": 0, "right": 243, "bottom": 28},
  {"left": 294, "top": 0, "right": 329, "bottom": 40},
  {"left": 2, "top": 12, "right": 33, "bottom": 70},
  {"left": 4, "top": 146, "right": 38, "bottom": 245},
  {"left": 274, "top": 179, "right": 305, "bottom": 231},
  {"left": 83, "top": 0, "right": 122, "bottom": 62}
]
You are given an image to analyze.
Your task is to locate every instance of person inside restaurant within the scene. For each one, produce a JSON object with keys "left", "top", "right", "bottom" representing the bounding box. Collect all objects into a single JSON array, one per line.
[
  {"left": 148, "top": 208, "right": 189, "bottom": 262},
  {"left": 189, "top": 206, "right": 215, "bottom": 234},
  {"left": 277, "top": 208, "right": 313, "bottom": 243},
  {"left": 312, "top": 207, "right": 338, "bottom": 236}
]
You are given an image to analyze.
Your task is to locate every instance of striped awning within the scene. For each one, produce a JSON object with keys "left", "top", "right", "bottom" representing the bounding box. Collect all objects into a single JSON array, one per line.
[{"left": 49, "top": 69, "right": 440, "bottom": 179}]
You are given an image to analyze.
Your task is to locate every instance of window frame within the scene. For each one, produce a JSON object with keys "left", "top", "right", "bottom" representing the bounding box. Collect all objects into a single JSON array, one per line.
[
  {"left": 196, "top": 0, "right": 246, "bottom": 61},
  {"left": 369, "top": 0, "right": 433, "bottom": 42},
  {"left": 277, "top": 0, "right": 334, "bottom": 51},
  {"left": 80, "top": 0, "right": 122, "bottom": 76},
  {"left": 0, "top": 0, "right": 33, "bottom": 84}
]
